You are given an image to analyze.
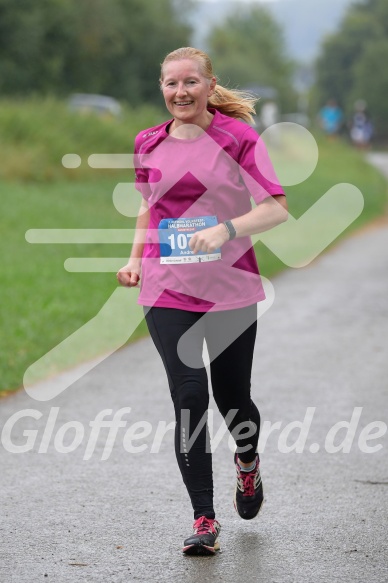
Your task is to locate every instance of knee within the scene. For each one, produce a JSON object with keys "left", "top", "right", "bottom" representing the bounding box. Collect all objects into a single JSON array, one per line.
[{"left": 178, "top": 381, "right": 209, "bottom": 413}]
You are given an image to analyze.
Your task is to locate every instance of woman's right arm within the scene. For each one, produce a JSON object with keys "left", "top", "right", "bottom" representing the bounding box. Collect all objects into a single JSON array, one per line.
[{"left": 116, "top": 198, "right": 150, "bottom": 287}]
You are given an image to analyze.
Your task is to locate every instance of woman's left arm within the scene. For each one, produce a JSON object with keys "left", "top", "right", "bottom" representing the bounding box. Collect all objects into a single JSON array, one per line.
[
  {"left": 189, "top": 195, "right": 288, "bottom": 254},
  {"left": 229, "top": 194, "right": 288, "bottom": 237}
]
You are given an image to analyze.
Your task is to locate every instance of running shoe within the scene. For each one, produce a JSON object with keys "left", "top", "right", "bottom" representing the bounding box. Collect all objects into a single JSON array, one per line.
[
  {"left": 182, "top": 516, "right": 221, "bottom": 555},
  {"left": 234, "top": 453, "right": 264, "bottom": 520}
]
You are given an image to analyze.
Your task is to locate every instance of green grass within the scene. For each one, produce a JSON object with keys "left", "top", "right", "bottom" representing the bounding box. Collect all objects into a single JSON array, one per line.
[
  {"left": 0, "top": 97, "right": 164, "bottom": 182},
  {"left": 255, "top": 133, "right": 387, "bottom": 276},
  {"left": 0, "top": 104, "right": 387, "bottom": 394},
  {"left": 1, "top": 179, "right": 147, "bottom": 392}
]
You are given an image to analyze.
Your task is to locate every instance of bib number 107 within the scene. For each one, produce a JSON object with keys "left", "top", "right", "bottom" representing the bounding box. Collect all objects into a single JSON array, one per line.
[{"left": 167, "top": 233, "right": 193, "bottom": 250}]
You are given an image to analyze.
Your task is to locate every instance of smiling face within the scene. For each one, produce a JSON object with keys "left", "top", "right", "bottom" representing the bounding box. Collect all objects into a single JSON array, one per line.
[{"left": 160, "top": 59, "right": 216, "bottom": 129}]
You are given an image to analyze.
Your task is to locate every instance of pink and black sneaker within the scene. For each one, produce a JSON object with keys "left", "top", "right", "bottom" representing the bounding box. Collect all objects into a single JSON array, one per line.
[
  {"left": 234, "top": 453, "right": 264, "bottom": 520},
  {"left": 182, "top": 516, "right": 221, "bottom": 555}
]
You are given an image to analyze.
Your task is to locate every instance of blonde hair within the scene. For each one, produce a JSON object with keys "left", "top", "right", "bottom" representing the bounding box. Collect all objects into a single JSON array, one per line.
[{"left": 160, "top": 47, "right": 257, "bottom": 124}]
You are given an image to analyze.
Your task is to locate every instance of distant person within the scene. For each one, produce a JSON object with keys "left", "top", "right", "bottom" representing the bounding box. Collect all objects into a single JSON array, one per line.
[
  {"left": 318, "top": 98, "right": 343, "bottom": 137},
  {"left": 260, "top": 100, "right": 280, "bottom": 146},
  {"left": 117, "top": 47, "right": 287, "bottom": 555},
  {"left": 260, "top": 100, "right": 279, "bottom": 129},
  {"left": 349, "top": 99, "right": 373, "bottom": 149}
]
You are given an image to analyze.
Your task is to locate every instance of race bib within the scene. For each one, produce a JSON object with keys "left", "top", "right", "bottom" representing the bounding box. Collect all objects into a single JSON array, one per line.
[{"left": 158, "top": 216, "right": 222, "bottom": 264}]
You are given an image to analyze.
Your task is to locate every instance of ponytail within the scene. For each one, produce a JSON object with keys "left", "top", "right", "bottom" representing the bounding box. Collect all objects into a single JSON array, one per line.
[{"left": 208, "top": 85, "right": 257, "bottom": 125}]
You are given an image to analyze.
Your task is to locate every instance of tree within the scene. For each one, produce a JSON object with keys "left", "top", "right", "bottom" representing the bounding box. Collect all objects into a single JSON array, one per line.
[
  {"left": 0, "top": 0, "right": 78, "bottom": 94},
  {"left": 0, "top": 0, "right": 193, "bottom": 105},
  {"left": 352, "top": 39, "right": 388, "bottom": 136},
  {"left": 315, "top": 0, "right": 388, "bottom": 137},
  {"left": 206, "top": 5, "right": 296, "bottom": 112}
]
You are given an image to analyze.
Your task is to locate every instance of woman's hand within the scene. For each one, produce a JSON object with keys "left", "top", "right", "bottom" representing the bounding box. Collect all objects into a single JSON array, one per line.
[
  {"left": 116, "top": 258, "right": 142, "bottom": 287},
  {"left": 189, "top": 223, "right": 230, "bottom": 255}
]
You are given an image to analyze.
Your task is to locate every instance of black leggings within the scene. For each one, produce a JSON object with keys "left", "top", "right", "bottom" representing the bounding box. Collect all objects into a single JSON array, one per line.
[{"left": 144, "top": 304, "right": 260, "bottom": 520}]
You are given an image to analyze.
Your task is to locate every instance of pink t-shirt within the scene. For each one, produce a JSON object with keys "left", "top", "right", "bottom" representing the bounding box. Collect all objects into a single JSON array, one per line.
[{"left": 134, "top": 108, "right": 284, "bottom": 312}]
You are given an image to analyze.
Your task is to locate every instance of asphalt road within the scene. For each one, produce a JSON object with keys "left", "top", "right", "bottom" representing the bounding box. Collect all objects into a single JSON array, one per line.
[{"left": 1, "top": 160, "right": 388, "bottom": 582}]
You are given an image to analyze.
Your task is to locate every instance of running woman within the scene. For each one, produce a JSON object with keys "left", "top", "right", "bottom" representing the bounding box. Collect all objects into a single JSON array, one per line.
[{"left": 117, "top": 47, "right": 288, "bottom": 555}]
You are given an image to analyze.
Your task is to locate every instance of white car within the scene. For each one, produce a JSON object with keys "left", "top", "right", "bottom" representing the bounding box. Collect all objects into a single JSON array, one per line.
[{"left": 68, "top": 93, "right": 122, "bottom": 117}]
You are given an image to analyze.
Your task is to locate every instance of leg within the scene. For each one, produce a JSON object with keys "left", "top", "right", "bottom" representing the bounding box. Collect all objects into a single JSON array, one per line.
[
  {"left": 205, "top": 304, "right": 260, "bottom": 464},
  {"left": 144, "top": 307, "right": 215, "bottom": 519}
]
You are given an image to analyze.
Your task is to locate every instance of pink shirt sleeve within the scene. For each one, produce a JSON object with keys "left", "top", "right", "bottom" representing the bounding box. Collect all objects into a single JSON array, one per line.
[
  {"left": 238, "top": 126, "right": 285, "bottom": 205},
  {"left": 134, "top": 135, "right": 151, "bottom": 199}
]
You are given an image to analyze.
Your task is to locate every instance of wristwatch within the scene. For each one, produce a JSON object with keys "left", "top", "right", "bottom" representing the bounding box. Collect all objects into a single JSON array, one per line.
[{"left": 223, "top": 220, "right": 237, "bottom": 240}]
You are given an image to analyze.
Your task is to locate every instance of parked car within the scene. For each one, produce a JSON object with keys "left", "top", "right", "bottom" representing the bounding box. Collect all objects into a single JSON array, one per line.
[{"left": 68, "top": 93, "right": 122, "bottom": 117}]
